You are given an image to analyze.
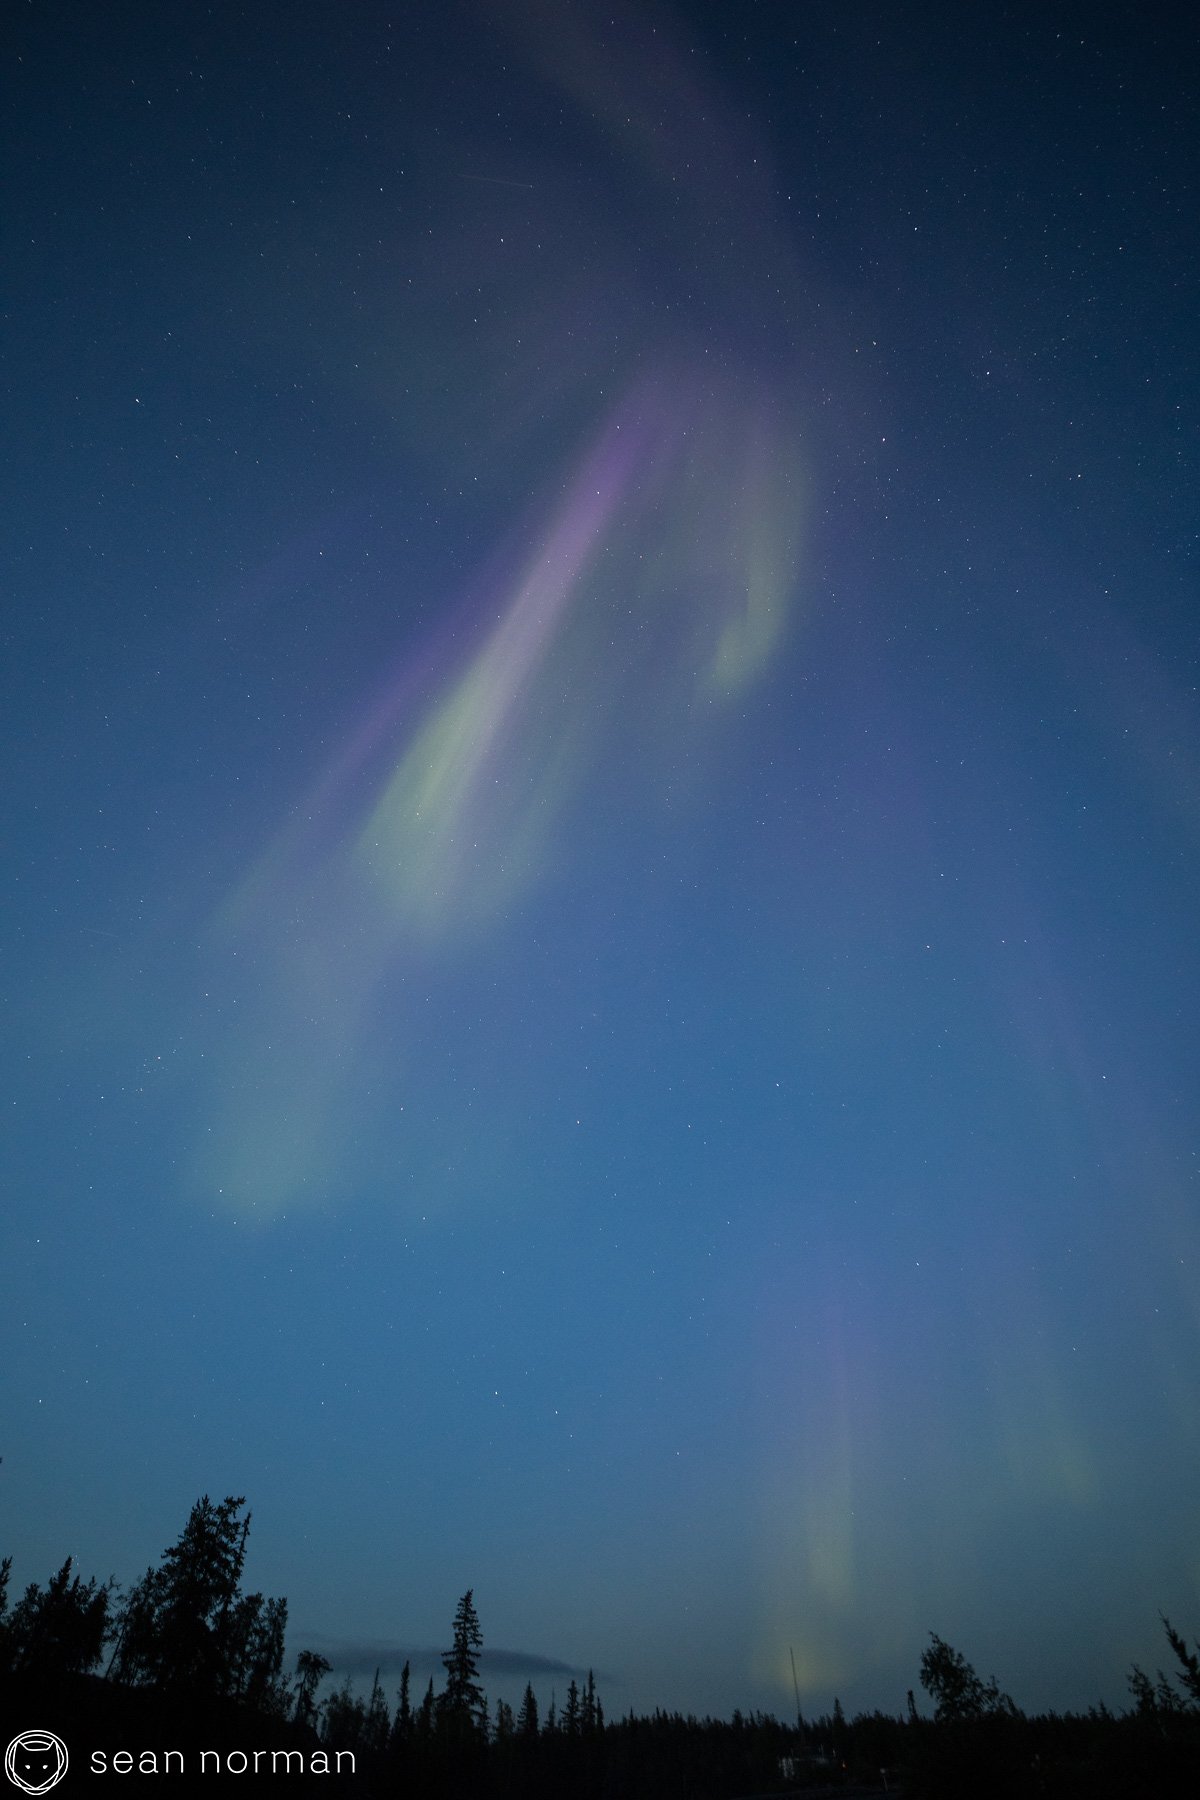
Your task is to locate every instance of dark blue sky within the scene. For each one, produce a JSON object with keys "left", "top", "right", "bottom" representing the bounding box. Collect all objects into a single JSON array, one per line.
[{"left": 4, "top": 0, "right": 1198, "bottom": 1720}]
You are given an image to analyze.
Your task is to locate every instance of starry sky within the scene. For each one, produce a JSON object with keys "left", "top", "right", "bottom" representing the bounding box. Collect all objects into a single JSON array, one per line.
[{"left": 3, "top": 0, "right": 1198, "bottom": 1723}]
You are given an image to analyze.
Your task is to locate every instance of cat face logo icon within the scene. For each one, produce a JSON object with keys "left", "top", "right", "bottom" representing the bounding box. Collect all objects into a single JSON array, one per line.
[{"left": 4, "top": 1732, "right": 68, "bottom": 1795}]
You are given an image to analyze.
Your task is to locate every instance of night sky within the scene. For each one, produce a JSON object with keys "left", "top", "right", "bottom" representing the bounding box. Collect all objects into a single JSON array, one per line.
[{"left": 4, "top": 0, "right": 1198, "bottom": 1724}]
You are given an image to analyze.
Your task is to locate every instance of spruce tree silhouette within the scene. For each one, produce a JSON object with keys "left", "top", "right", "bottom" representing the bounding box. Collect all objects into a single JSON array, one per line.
[
  {"left": 517, "top": 1680, "right": 539, "bottom": 1738},
  {"left": 2, "top": 1556, "right": 109, "bottom": 1677},
  {"left": 1129, "top": 1615, "right": 1200, "bottom": 1714},
  {"left": 293, "top": 1648, "right": 331, "bottom": 1725},
  {"left": 108, "top": 1494, "right": 287, "bottom": 1705},
  {"left": 919, "top": 1633, "right": 1016, "bottom": 1721},
  {"left": 390, "top": 1657, "right": 413, "bottom": 1748},
  {"left": 439, "top": 1588, "right": 487, "bottom": 1736}
]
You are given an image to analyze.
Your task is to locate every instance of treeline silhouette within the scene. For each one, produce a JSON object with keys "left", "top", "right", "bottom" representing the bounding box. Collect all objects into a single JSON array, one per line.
[{"left": 3, "top": 1493, "right": 1200, "bottom": 1796}]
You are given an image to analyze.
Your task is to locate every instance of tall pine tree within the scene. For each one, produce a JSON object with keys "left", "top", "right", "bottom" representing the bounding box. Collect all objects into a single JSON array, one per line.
[
  {"left": 108, "top": 1494, "right": 286, "bottom": 1704},
  {"left": 391, "top": 1658, "right": 413, "bottom": 1749},
  {"left": 517, "top": 1682, "right": 540, "bottom": 1738},
  {"left": 440, "top": 1590, "right": 487, "bottom": 1734}
]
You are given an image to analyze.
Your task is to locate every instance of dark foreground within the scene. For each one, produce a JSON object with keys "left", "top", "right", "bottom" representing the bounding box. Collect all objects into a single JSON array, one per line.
[{"left": 4, "top": 1669, "right": 1200, "bottom": 1800}]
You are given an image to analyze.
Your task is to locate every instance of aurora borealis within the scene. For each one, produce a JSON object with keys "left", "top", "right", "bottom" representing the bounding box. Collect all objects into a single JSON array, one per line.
[{"left": 4, "top": 0, "right": 1198, "bottom": 1723}]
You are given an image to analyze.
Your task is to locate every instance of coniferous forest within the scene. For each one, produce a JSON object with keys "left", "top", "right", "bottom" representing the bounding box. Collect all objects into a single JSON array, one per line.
[{"left": 3, "top": 1494, "right": 1199, "bottom": 1796}]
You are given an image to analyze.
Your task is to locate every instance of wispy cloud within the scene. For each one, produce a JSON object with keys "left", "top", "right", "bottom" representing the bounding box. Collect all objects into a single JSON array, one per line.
[{"left": 298, "top": 1637, "right": 594, "bottom": 1682}]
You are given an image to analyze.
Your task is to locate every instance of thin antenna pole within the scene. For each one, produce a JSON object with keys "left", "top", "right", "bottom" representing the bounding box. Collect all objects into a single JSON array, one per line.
[{"left": 789, "top": 1646, "right": 803, "bottom": 1733}]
